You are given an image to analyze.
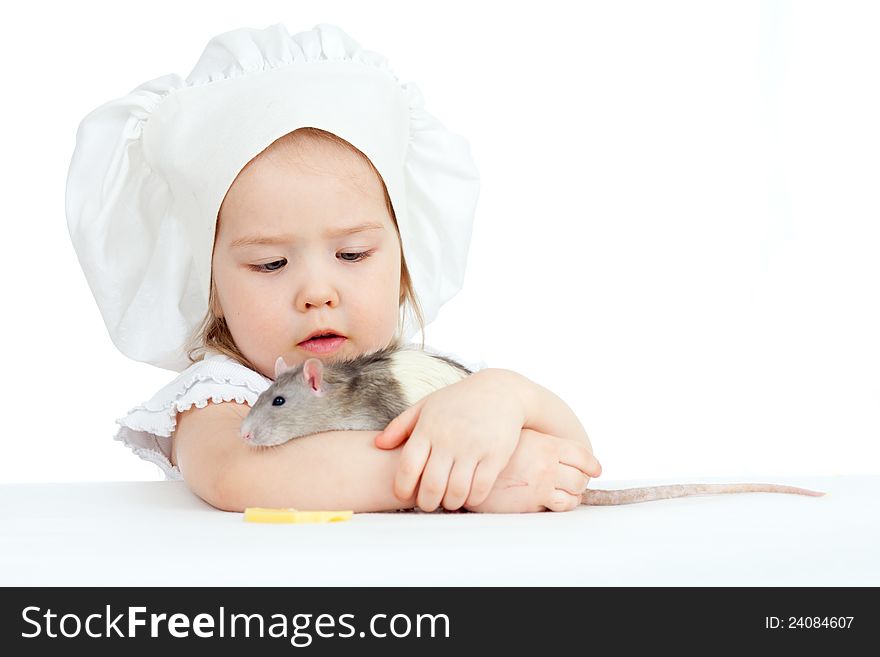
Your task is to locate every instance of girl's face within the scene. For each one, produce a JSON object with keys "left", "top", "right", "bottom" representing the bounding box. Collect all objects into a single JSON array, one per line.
[{"left": 211, "top": 138, "right": 402, "bottom": 380}]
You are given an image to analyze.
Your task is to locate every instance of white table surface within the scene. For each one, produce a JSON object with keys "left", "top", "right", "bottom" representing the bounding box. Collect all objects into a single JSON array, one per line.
[{"left": 1, "top": 475, "right": 876, "bottom": 586}]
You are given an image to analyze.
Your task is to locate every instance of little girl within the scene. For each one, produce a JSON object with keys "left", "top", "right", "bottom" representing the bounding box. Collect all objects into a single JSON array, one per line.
[{"left": 66, "top": 23, "right": 601, "bottom": 513}]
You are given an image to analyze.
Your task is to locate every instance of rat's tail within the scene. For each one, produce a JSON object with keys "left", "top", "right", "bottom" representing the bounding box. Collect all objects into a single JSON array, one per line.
[{"left": 581, "top": 483, "right": 826, "bottom": 506}]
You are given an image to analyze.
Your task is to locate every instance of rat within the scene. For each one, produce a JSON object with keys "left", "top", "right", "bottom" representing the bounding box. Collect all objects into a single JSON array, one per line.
[
  {"left": 239, "top": 338, "right": 473, "bottom": 447},
  {"left": 238, "top": 339, "right": 827, "bottom": 506}
]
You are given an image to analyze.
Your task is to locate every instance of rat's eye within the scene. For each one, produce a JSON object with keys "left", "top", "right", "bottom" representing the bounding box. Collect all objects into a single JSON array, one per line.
[{"left": 272, "top": 396, "right": 286, "bottom": 406}]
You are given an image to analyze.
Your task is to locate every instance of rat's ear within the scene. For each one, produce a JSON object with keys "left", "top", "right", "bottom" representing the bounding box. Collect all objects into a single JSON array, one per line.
[
  {"left": 275, "top": 356, "right": 292, "bottom": 379},
  {"left": 302, "top": 358, "right": 325, "bottom": 396}
]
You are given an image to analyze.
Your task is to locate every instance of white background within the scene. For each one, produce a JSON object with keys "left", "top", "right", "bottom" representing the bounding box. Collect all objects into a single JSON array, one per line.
[{"left": 2, "top": 0, "right": 877, "bottom": 483}]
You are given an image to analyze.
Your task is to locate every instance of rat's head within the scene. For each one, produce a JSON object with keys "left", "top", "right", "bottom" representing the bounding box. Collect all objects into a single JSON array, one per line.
[
  {"left": 192, "top": 127, "right": 426, "bottom": 378},
  {"left": 240, "top": 355, "right": 338, "bottom": 446}
]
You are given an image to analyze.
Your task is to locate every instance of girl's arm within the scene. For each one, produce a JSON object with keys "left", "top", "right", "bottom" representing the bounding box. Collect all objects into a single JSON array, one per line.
[
  {"left": 173, "top": 397, "right": 594, "bottom": 513},
  {"left": 173, "top": 401, "right": 417, "bottom": 513},
  {"left": 487, "top": 368, "right": 596, "bottom": 454}
]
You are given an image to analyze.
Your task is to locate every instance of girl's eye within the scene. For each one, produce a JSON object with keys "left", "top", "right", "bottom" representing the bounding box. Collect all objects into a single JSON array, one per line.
[
  {"left": 338, "top": 251, "right": 373, "bottom": 263},
  {"left": 248, "top": 251, "right": 373, "bottom": 273},
  {"left": 250, "top": 259, "right": 286, "bottom": 273}
]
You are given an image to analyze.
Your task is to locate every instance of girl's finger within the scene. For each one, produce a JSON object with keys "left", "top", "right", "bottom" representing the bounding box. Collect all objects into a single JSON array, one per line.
[
  {"left": 415, "top": 453, "right": 454, "bottom": 513},
  {"left": 441, "top": 458, "right": 478, "bottom": 511},
  {"left": 375, "top": 402, "right": 423, "bottom": 449},
  {"left": 465, "top": 459, "right": 498, "bottom": 508},
  {"left": 555, "top": 463, "right": 591, "bottom": 495},
  {"left": 545, "top": 489, "right": 581, "bottom": 512},
  {"left": 393, "top": 435, "right": 431, "bottom": 501},
  {"left": 557, "top": 441, "right": 603, "bottom": 478}
]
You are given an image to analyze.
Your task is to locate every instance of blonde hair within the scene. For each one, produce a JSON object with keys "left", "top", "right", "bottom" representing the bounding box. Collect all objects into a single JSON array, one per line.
[{"left": 184, "top": 127, "right": 426, "bottom": 369}]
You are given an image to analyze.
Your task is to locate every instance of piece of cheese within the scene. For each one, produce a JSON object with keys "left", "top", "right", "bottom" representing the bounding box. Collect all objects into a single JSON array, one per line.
[{"left": 244, "top": 507, "right": 353, "bottom": 524}]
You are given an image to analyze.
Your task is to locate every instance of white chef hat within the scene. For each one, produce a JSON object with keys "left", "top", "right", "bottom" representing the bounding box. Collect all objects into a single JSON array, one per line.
[{"left": 65, "top": 23, "right": 480, "bottom": 372}]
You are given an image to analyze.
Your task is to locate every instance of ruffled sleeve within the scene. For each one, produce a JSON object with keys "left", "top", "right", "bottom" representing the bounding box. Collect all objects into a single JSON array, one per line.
[{"left": 113, "top": 352, "right": 272, "bottom": 480}]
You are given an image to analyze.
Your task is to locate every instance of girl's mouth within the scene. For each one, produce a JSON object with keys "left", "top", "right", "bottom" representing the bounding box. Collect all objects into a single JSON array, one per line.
[{"left": 298, "top": 336, "right": 346, "bottom": 354}]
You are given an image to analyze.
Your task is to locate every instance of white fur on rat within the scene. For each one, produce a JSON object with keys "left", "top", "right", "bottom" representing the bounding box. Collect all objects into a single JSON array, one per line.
[
  {"left": 239, "top": 340, "right": 826, "bottom": 505},
  {"left": 385, "top": 347, "right": 472, "bottom": 406}
]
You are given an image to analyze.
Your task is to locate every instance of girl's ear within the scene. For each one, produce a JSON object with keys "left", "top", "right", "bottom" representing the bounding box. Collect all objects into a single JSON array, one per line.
[{"left": 210, "top": 278, "right": 224, "bottom": 319}]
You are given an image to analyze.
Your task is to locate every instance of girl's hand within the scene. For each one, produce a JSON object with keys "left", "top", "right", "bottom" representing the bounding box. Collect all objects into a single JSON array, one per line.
[
  {"left": 464, "top": 428, "right": 595, "bottom": 513},
  {"left": 374, "top": 370, "right": 525, "bottom": 512}
]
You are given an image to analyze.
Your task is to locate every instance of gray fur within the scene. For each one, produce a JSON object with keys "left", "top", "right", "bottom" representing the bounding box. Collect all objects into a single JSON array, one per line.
[{"left": 240, "top": 339, "right": 469, "bottom": 447}]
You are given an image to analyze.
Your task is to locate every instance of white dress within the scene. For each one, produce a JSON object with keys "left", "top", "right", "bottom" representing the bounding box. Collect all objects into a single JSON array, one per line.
[{"left": 114, "top": 345, "right": 488, "bottom": 480}]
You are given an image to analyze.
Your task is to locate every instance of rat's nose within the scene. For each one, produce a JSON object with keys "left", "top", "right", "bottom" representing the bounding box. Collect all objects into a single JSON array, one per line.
[{"left": 242, "top": 431, "right": 253, "bottom": 442}]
